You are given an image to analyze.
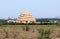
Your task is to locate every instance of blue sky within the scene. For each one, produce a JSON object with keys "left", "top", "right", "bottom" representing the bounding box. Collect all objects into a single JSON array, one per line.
[{"left": 0, "top": 0, "right": 60, "bottom": 19}]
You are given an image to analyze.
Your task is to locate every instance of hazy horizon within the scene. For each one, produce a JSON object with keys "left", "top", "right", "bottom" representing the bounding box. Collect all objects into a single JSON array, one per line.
[{"left": 0, "top": 0, "right": 60, "bottom": 19}]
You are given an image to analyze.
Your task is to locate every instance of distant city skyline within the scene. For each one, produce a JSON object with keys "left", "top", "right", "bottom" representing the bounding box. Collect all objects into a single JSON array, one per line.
[{"left": 0, "top": 0, "right": 60, "bottom": 19}]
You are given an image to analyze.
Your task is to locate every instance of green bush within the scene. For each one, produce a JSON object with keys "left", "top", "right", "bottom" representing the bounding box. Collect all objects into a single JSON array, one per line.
[
  {"left": 25, "top": 25, "right": 30, "bottom": 31},
  {"left": 37, "top": 28, "right": 52, "bottom": 39},
  {"left": 37, "top": 28, "right": 44, "bottom": 36},
  {"left": 44, "top": 29, "right": 52, "bottom": 39}
]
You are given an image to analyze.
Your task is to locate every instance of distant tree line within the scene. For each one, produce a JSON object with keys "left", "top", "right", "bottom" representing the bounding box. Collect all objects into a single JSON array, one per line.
[
  {"left": 36, "top": 18, "right": 60, "bottom": 22},
  {"left": 0, "top": 18, "right": 60, "bottom": 25}
]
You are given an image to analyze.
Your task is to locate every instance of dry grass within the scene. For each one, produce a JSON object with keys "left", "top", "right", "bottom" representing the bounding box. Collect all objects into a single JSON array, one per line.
[{"left": 0, "top": 25, "right": 60, "bottom": 39}]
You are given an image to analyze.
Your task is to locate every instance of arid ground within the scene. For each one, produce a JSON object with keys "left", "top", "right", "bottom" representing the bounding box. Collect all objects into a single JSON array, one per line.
[{"left": 0, "top": 25, "right": 60, "bottom": 39}]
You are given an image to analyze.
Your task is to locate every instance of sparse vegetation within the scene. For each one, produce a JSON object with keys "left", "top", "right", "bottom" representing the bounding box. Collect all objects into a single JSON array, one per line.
[
  {"left": 3, "top": 28, "right": 9, "bottom": 38},
  {"left": 22, "top": 25, "right": 30, "bottom": 31},
  {"left": 0, "top": 25, "right": 59, "bottom": 39},
  {"left": 13, "top": 32, "right": 19, "bottom": 39},
  {"left": 22, "top": 26, "right": 26, "bottom": 31},
  {"left": 25, "top": 25, "right": 30, "bottom": 31},
  {"left": 37, "top": 28, "right": 52, "bottom": 39},
  {"left": 32, "top": 29, "right": 35, "bottom": 33},
  {"left": 22, "top": 37, "right": 26, "bottom": 39}
]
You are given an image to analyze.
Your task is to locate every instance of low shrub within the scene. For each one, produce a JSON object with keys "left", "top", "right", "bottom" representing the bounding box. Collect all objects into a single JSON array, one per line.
[
  {"left": 25, "top": 25, "right": 30, "bottom": 31},
  {"left": 13, "top": 32, "right": 19, "bottom": 39},
  {"left": 3, "top": 28, "right": 9, "bottom": 38},
  {"left": 37, "top": 28, "right": 52, "bottom": 39}
]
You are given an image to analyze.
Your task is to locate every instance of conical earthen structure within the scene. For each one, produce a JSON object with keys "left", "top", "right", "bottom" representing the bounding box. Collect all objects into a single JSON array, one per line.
[{"left": 16, "top": 10, "right": 36, "bottom": 23}]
